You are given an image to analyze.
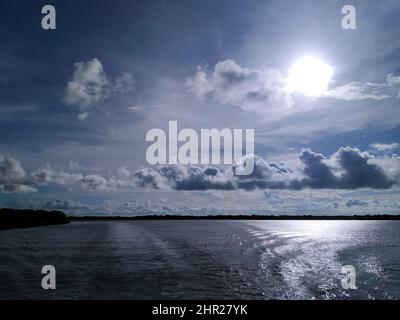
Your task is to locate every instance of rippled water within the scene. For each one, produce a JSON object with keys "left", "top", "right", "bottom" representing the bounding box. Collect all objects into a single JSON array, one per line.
[{"left": 0, "top": 220, "right": 399, "bottom": 299}]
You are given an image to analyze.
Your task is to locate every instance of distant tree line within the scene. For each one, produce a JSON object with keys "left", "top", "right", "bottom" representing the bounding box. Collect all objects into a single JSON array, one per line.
[
  {"left": 0, "top": 208, "right": 70, "bottom": 230},
  {"left": 70, "top": 214, "right": 400, "bottom": 220},
  {"left": 1, "top": 209, "right": 399, "bottom": 231}
]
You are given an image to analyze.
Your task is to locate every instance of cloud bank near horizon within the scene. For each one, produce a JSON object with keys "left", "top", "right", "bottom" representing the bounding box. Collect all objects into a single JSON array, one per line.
[
  {"left": 2, "top": 145, "right": 399, "bottom": 194},
  {"left": 134, "top": 146, "right": 400, "bottom": 191}
]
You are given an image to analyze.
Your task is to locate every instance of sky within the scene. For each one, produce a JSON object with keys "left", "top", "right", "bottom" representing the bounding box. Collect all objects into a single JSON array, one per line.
[{"left": 0, "top": 0, "right": 400, "bottom": 215}]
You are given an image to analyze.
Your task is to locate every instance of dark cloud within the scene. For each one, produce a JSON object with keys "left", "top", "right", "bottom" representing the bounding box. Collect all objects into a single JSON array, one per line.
[
  {"left": 134, "top": 147, "right": 398, "bottom": 191},
  {"left": 134, "top": 165, "right": 235, "bottom": 191},
  {"left": 298, "top": 147, "right": 395, "bottom": 189},
  {"left": 333, "top": 147, "right": 394, "bottom": 189},
  {"left": 233, "top": 155, "right": 299, "bottom": 190},
  {"left": 133, "top": 168, "right": 167, "bottom": 189},
  {"left": 298, "top": 149, "right": 337, "bottom": 188}
]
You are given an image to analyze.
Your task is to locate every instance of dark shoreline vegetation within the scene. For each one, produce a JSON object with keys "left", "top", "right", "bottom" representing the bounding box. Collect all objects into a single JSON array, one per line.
[
  {"left": 1, "top": 209, "right": 400, "bottom": 231},
  {"left": 70, "top": 214, "right": 400, "bottom": 220},
  {"left": 0, "top": 209, "right": 70, "bottom": 230}
]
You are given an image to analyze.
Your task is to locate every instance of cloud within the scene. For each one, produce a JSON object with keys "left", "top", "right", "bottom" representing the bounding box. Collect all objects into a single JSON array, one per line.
[
  {"left": 0, "top": 156, "right": 36, "bottom": 193},
  {"left": 2, "top": 145, "right": 398, "bottom": 194},
  {"left": 64, "top": 58, "right": 109, "bottom": 109},
  {"left": 371, "top": 199, "right": 400, "bottom": 210},
  {"left": 7, "top": 198, "right": 90, "bottom": 212},
  {"left": 186, "top": 67, "right": 215, "bottom": 99},
  {"left": 78, "top": 174, "right": 109, "bottom": 191},
  {"left": 113, "top": 72, "right": 136, "bottom": 94},
  {"left": 128, "top": 105, "right": 144, "bottom": 112},
  {"left": 333, "top": 202, "right": 340, "bottom": 209},
  {"left": 386, "top": 73, "right": 400, "bottom": 97},
  {"left": 0, "top": 155, "right": 137, "bottom": 194},
  {"left": 103, "top": 200, "right": 177, "bottom": 215},
  {"left": 370, "top": 142, "right": 400, "bottom": 152},
  {"left": 134, "top": 146, "right": 398, "bottom": 191},
  {"left": 328, "top": 147, "right": 394, "bottom": 189},
  {"left": 63, "top": 58, "right": 135, "bottom": 118},
  {"left": 321, "top": 73, "right": 400, "bottom": 101},
  {"left": 133, "top": 168, "right": 168, "bottom": 189},
  {"left": 386, "top": 73, "right": 400, "bottom": 86},
  {"left": 117, "top": 166, "right": 131, "bottom": 178},
  {"left": 186, "top": 61, "right": 400, "bottom": 112},
  {"left": 234, "top": 147, "right": 396, "bottom": 190},
  {"left": 295, "top": 147, "right": 395, "bottom": 190},
  {"left": 134, "top": 165, "right": 235, "bottom": 191},
  {"left": 321, "top": 82, "right": 390, "bottom": 101},
  {"left": 186, "top": 59, "right": 293, "bottom": 115},
  {"left": 77, "top": 112, "right": 89, "bottom": 121},
  {"left": 297, "top": 149, "right": 337, "bottom": 189},
  {"left": 234, "top": 155, "right": 300, "bottom": 190},
  {"left": 369, "top": 153, "right": 400, "bottom": 183},
  {"left": 345, "top": 199, "right": 368, "bottom": 208},
  {"left": 31, "top": 165, "right": 123, "bottom": 191}
]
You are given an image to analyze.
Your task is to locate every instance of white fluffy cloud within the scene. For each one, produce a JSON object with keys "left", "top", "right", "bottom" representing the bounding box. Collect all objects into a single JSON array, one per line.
[
  {"left": 64, "top": 58, "right": 109, "bottom": 109},
  {"left": 186, "top": 59, "right": 293, "bottom": 115},
  {"left": 63, "top": 58, "right": 135, "bottom": 119},
  {"left": 0, "top": 156, "right": 36, "bottom": 193}
]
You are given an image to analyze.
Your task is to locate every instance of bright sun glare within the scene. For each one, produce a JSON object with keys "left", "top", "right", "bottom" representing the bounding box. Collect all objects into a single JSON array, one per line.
[{"left": 287, "top": 56, "right": 334, "bottom": 97}]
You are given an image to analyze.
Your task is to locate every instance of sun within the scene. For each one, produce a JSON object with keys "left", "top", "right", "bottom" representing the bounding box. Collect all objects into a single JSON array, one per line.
[{"left": 287, "top": 56, "right": 334, "bottom": 97}]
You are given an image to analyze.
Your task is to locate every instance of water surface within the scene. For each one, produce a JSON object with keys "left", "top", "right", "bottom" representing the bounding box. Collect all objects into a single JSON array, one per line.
[{"left": 0, "top": 220, "right": 399, "bottom": 299}]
